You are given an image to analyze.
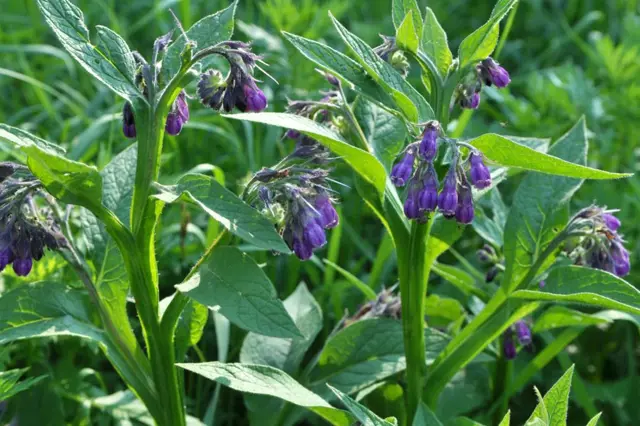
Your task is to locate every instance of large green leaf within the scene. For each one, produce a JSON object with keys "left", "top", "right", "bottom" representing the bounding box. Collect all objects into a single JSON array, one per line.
[
  {"left": 283, "top": 32, "right": 397, "bottom": 111},
  {"left": 160, "top": 1, "right": 238, "bottom": 82},
  {"left": 392, "top": 0, "right": 423, "bottom": 34},
  {"left": 310, "top": 319, "right": 449, "bottom": 395},
  {"left": 457, "top": 0, "right": 519, "bottom": 69},
  {"left": 0, "top": 369, "right": 47, "bottom": 401},
  {"left": 353, "top": 97, "right": 407, "bottom": 172},
  {"left": 175, "top": 246, "right": 300, "bottom": 338},
  {"left": 532, "top": 306, "right": 611, "bottom": 333},
  {"left": 419, "top": 8, "right": 453, "bottom": 78},
  {"left": 511, "top": 266, "right": 640, "bottom": 315},
  {"left": 330, "top": 14, "right": 434, "bottom": 122},
  {"left": 155, "top": 173, "right": 289, "bottom": 252},
  {"left": 36, "top": 0, "right": 140, "bottom": 100},
  {"left": 329, "top": 385, "right": 396, "bottom": 426},
  {"left": 178, "top": 362, "right": 354, "bottom": 426},
  {"left": 469, "top": 133, "right": 630, "bottom": 179},
  {"left": 525, "top": 365, "right": 574, "bottom": 426},
  {"left": 225, "top": 112, "right": 388, "bottom": 196},
  {"left": 396, "top": 11, "right": 420, "bottom": 53},
  {"left": 160, "top": 294, "right": 209, "bottom": 362},
  {"left": 414, "top": 402, "right": 444, "bottom": 426},
  {"left": 501, "top": 118, "right": 588, "bottom": 293}
]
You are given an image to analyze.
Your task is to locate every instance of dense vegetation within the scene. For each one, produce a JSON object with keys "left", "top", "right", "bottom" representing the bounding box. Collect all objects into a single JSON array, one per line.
[{"left": 0, "top": 0, "right": 638, "bottom": 425}]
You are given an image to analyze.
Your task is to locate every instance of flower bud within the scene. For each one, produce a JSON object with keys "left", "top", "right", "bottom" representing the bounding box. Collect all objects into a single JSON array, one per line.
[
  {"left": 13, "top": 257, "right": 32, "bottom": 277},
  {"left": 315, "top": 193, "right": 339, "bottom": 229},
  {"left": 419, "top": 122, "right": 439, "bottom": 161},
  {"left": 503, "top": 331, "right": 517, "bottom": 360},
  {"left": 165, "top": 112, "right": 183, "bottom": 136},
  {"left": 418, "top": 164, "right": 439, "bottom": 213},
  {"left": 469, "top": 152, "right": 491, "bottom": 189},
  {"left": 602, "top": 213, "right": 621, "bottom": 232},
  {"left": 390, "top": 152, "right": 415, "bottom": 187},
  {"left": 243, "top": 80, "right": 268, "bottom": 112},
  {"left": 122, "top": 102, "right": 136, "bottom": 139},
  {"left": 611, "top": 240, "right": 630, "bottom": 277},
  {"left": 438, "top": 169, "right": 458, "bottom": 217},
  {"left": 455, "top": 184, "right": 474, "bottom": 224},
  {"left": 479, "top": 58, "right": 511, "bottom": 88},
  {"left": 460, "top": 92, "right": 480, "bottom": 110},
  {"left": 514, "top": 320, "right": 532, "bottom": 346},
  {"left": 538, "top": 280, "right": 546, "bottom": 289},
  {"left": 303, "top": 220, "right": 327, "bottom": 249},
  {"left": 292, "top": 237, "right": 313, "bottom": 260},
  {"left": 286, "top": 129, "right": 300, "bottom": 139},
  {"left": 477, "top": 244, "right": 497, "bottom": 263},
  {"left": 404, "top": 184, "right": 421, "bottom": 220},
  {"left": 485, "top": 266, "right": 499, "bottom": 283}
]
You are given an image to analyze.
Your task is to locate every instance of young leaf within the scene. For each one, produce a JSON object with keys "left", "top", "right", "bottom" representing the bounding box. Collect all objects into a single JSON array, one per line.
[
  {"left": 177, "top": 362, "right": 354, "bottom": 426},
  {"left": 391, "top": 0, "right": 423, "bottom": 34},
  {"left": 501, "top": 118, "right": 588, "bottom": 293},
  {"left": 498, "top": 410, "right": 511, "bottom": 426},
  {"left": 525, "top": 365, "right": 574, "bottom": 426},
  {"left": 353, "top": 97, "right": 406, "bottom": 172},
  {"left": 329, "top": 384, "right": 396, "bottom": 426},
  {"left": 0, "top": 369, "right": 47, "bottom": 401},
  {"left": 240, "top": 283, "right": 323, "bottom": 374},
  {"left": 0, "top": 123, "right": 65, "bottom": 154},
  {"left": 95, "top": 26, "right": 137, "bottom": 82},
  {"left": 283, "top": 32, "right": 397, "bottom": 111},
  {"left": 330, "top": 14, "right": 434, "bottom": 122},
  {"left": 161, "top": 1, "right": 238, "bottom": 82},
  {"left": 310, "top": 318, "right": 450, "bottom": 395},
  {"left": 586, "top": 413, "right": 602, "bottom": 426},
  {"left": 155, "top": 173, "right": 289, "bottom": 253},
  {"left": 511, "top": 266, "right": 640, "bottom": 315},
  {"left": 413, "top": 402, "right": 444, "bottom": 426},
  {"left": 457, "top": 0, "right": 519, "bottom": 69},
  {"left": 420, "top": 8, "right": 453, "bottom": 78},
  {"left": 175, "top": 246, "right": 301, "bottom": 338},
  {"left": 396, "top": 11, "right": 420, "bottom": 53},
  {"left": 469, "top": 133, "right": 631, "bottom": 179},
  {"left": 224, "top": 112, "right": 388, "bottom": 196},
  {"left": 36, "top": 0, "right": 140, "bottom": 100},
  {"left": 532, "top": 306, "right": 611, "bottom": 333}
]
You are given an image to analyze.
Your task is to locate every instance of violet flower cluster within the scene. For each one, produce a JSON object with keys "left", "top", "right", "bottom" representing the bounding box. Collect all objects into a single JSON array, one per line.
[
  {"left": 0, "top": 163, "right": 66, "bottom": 276},
  {"left": 564, "top": 206, "right": 630, "bottom": 277},
  {"left": 503, "top": 320, "right": 533, "bottom": 360},
  {"left": 390, "top": 122, "right": 492, "bottom": 224},
  {"left": 457, "top": 57, "right": 511, "bottom": 110}
]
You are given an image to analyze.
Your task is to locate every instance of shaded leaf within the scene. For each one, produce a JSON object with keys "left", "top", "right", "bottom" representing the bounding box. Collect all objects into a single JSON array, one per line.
[
  {"left": 532, "top": 306, "right": 611, "bottom": 333},
  {"left": 0, "top": 369, "right": 47, "bottom": 401},
  {"left": 413, "top": 402, "right": 444, "bottom": 426},
  {"left": 526, "top": 366, "right": 574, "bottom": 426},
  {"left": 329, "top": 384, "right": 395, "bottom": 426}
]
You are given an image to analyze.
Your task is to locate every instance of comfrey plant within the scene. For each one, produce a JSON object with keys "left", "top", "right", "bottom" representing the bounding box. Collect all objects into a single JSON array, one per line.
[{"left": 0, "top": 1, "right": 637, "bottom": 426}]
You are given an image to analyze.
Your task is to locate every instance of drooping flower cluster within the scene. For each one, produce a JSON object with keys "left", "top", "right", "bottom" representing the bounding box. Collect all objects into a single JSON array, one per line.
[
  {"left": 390, "top": 123, "right": 492, "bottom": 224},
  {"left": 457, "top": 57, "right": 511, "bottom": 110},
  {"left": 503, "top": 320, "right": 533, "bottom": 360},
  {"left": 343, "top": 286, "right": 401, "bottom": 328},
  {"left": 0, "top": 163, "right": 66, "bottom": 276},
  {"left": 563, "top": 206, "right": 630, "bottom": 277},
  {"left": 197, "top": 41, "right": 267, "bottom": 113},
  {"left": 373, "top": 35, "right": 410, "bottom": 77}
]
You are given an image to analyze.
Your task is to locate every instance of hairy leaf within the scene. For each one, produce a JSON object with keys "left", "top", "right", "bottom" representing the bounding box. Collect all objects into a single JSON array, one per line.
[{"left": 420, "top": 8, "right": 453, "bottom": 78}]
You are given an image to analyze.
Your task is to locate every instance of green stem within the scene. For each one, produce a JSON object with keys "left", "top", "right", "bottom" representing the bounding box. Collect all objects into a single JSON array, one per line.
[
  {"left": 492, "top": 345, "right": 513, "bottom": 424},
  {"left": 399, "top": 220, "right": 432, "bottom": 419}
]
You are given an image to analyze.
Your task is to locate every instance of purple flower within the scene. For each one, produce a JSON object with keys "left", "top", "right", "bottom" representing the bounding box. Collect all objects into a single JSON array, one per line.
[
  {"left": 514, "top": 320, "right": 532, "bottom": 346},
  {"left": 391, "top": 152, "right": 415, "bottom": 187},
  {"left": 538, "top": 280, "right": 546, "bottom": 289},
  {"left": 419, "top": 122, "right": 439, "bottom": 161},
  {"left": 418, "top": 165, "right": 439, "bottom": 213},
  {"left": 286, "top": 129, "right": 300, "bottom": 139},
  {"left": 455, "top": 184, "right": 474, "bottom": 224},
  {"left": 438, "top": 169, "right": 458, "bottom": 217},
  {"left": 176, "top": 91, "right": 190, "bottom": 122},
  {"left": 0, "top": 246, "right": 13, "bottom": 271},
  {"left": 292, "top": 237, "right": 313, "bottom": 260},
  {"left": 611, "top": 240, "right": 630, "bottom": 277},
  {"left": 13, "top": 257, "right": 32, "bottom": 277},
  {"left": 602, "top": 213, "right": 621, "bottom": 232},
  {"left": 122, "top": 102, "right": 136, "bottom": 139},
  {"left": 315, "top": 193, "right": 339, "bottom": 229},
  {"left": 460, "top": 92, "right": 480, "bottom": 110},
  {"left": 469, "top": 151, "right": 491, "bottom": 189},
  {"left": 243, "top": 80, "right": 268, "bottom": 112},
  {"left": 404, "top": 184, "right": 421, "bottom": 220},
  {"left": 165, "top": 112, "right": 183, "bottom": 136},
  {"left": 303, "top": 220, "right": 327, "bottom": 249},
  {"left": 480, "top": 58, "right": 511, "bottom": 88},
  {"left": 503, "top": 331, "right": 517, "bottom": 360},
  {"left": 165, "top": 91, "right": 190, "bottom": 136}
]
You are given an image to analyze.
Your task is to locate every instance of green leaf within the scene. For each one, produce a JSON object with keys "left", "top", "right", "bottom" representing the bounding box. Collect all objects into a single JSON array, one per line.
[
  {"left": 499, "top": 411, "right": 511, "bottom": 426},
  {"left": 532, "top": 306, "right": 611, "bottom": 333},
  {"left": 224, "top": 112, "right": 387, "bottom": 196},
  {"left": 396, "top": 11, "right": 420, "bottom": 53},
  {"left": 283, "top": 32, "right": 397, "bottom": 111},
  {"left": 432, "top": 262, "right": 486, "bottom": 299},
  {"left": 330, "top": 14, "right": 434, "bottom": 122},
  {"left": 436, "top": 364, "right": 491, "bottom": 421},
  {"left": 160, "top": 295, "right": 208, "bottom": 362},
  {"left": 526, "top": 365, "right": 574, "bottom": 426},
  {"left": 161, "top": 1, "right": 238, "bottom": 82},
  {"left": 501, "top": 118, "right": 588, "bottom": 292},
  {"left": 392, "top": 0, "right": 423, "bottom": 34},
  {"left": 511, "top": 266, "right": 640, "bottom": 315},
  {"left": 323, "top": 260, "right": 378, "bottom": 301},
  {"left": 175, "top": 246, "right": 300, "bottom": 338},
  {"left": 240, "top": 283, "right": 322, "bottom": 374},
  {"left": 0, "top": 123, "right": 65, "bottom": 154},
  {"left": 329, "top": 384, "right": 396, "bottom": 425},
  {"left": 36, "top": 0, "right": 140, "bottom": 100},
  {"left": 178, "top": 362, "right": 354, "bottom": 426},
  {"left": 425, "top": 294, "right": 464, "bottom": 322},
  {"left": 0, "top": 369, "right": 47, "bottom": 401},
  {"left": 586, "top": 413, "right": 602, "bottom": 426},
  {"left": 420, "top": 8, "right": 453, "bottom": 78},
  {"left": 469, "top": 133, "right": 630, "bottom": 179},
  {"left": 353, "top": 94, "right": 407, "bottom": 173},
  {"left": 413, "top": 402, "right": 444, "bottom": 426},
  {"left": 528, "top": 387, "right": 550, "bottom": 426},
  {"left": 155, "top": 173, "right": 288, "bottom": 252},
  {"left": 457, "top": 0, "right": 519, "bottom": 69},
  {"left": 310, "top": 319, "right": 449, "bottom": 395},
  {"left": 80, "top": 144, "right": 138, "bottom": 356}
]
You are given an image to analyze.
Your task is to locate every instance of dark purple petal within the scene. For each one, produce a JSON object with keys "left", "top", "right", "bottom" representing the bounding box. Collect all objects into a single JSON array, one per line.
[
  {"left": 390, "top": 152, "right": 415, "bottom": 187},
  {"left": 315, "top": 194, "right": 339, "bottom": 229},
  {"left": 303, "top": 221, "right": 327, "bottom": 249},
  {"left": 611, "top": 240, "right": 630, "bottom": 277},
  {"left": 455, "top": 185, "right": 474, "bottom": 224},
  {"left": 419, "top": 123, "right": 439, "bottom": 161},
  {"left": 176, "top": 91, "right": 190, "bottom": 122},
  {"left": 438, "top": 171, "right": 458, "bottom": 217},
  {"left": 243, "top": 81, "right": 268, "bottom": 112},
  {"left": 286, "top": 129, "right": 301, "bottom": 139},
  {"left": 418, "top": 165, "right": 439, "bottom": 212},
  {"left": 460, "top": 92, "right": 480, "bottom": 110},
  {"left": 481, "top": 58, "right": 511, "bottom": 88},
  {"left": 469, "top": 152, "right": 491, "bottom": 189},
  {"left": 503, "top": 331, "right": 517, "bottom": 360},
  {"left": 122, "top": 102, "right": 136, "bottom": 139},
  {"left": 292, "top": 237, "right": 313, "bottom": 260},
  {"left": 0, "top": 247, "right": 12, "bottom": 271},
  {"left": 165, "top": 112, "right": 183, "bottom": 136},
  {"left": 514, "top": 320, "right": 532, "bottom": 346},
  {"left": 602, "top": 213, "right": 621, "bottom": 232},
  {"left": 13, "top": 257, "right": 32, "bottom": 277}
]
